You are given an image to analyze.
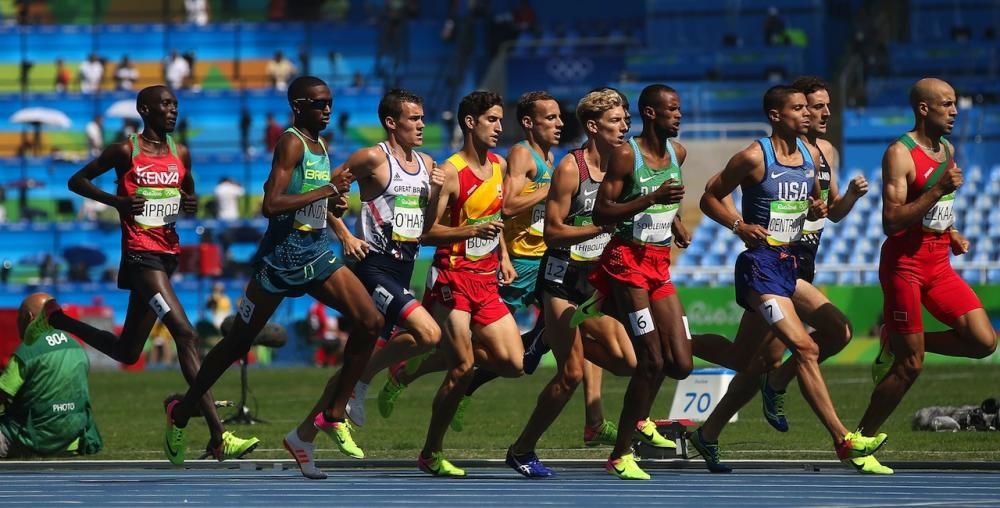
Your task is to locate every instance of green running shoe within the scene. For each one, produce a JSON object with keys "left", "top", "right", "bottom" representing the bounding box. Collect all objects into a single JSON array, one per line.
[
  {"left": 206, "top": 431, "right": 260, "bottom": 461},
  {"left": 584, "top": 420, "right": 618, "bottom": 447},
  {"left": 760, "top": 373, "right": 789, "bottom": 432},
  {"left": 872, "top": 325, "right": 894, "bottom": 385},
  {"left": 606, "top": 453, "right": 650, "bottom": 480},
  {"left": 163, "top": 398, "right": 186, "bottom": 465},
  {"left": 836, "top": 431, "right": 888, "bottom": 460},
  {"left": 418, "top": 451, "right": 466, "bottom": 477},
  {"left": 636, "top": 418, "right": 676, "bottom": 449},
  {"left": 451, "top": 396, "right": 471, "bottom": 432},
  {"left": 688, "top": 428, "right": 732, "bottom": 473},
  {"left": 848, "top": 454, "right": 894, "bottom": 475},
  {"left": 314, "top": 413, "right": 364, "bottom": 459},
  {"left": 378, "top": 375, "right": 408, "bottom": 419},
  {"left": 569, "top": 291, "right": 605, "bottom": 328}
]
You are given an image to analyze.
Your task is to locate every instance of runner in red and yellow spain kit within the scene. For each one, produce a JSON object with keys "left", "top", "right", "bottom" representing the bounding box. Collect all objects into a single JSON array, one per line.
[{"left": 859, "top": 78, "right": 996, "bottom": 438}]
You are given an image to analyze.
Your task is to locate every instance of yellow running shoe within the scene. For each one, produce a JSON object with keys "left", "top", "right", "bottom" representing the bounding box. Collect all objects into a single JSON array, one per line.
[
  {"left": 636, "top": 418, "right": 676, "bottom": 449},
  {"left": 206, "top": 431, "right": 260, "bottom": 461},
  {"left": 570, "top": 291, "right": 605, "bottom": 328},
  {"left": 836, "top": 431, "right": 887, "bottom": 460},
  {"left": 163, "top": 398, "right": 186, "bottom": 466},
  {"left": 418, "top": 451, "right": 466, "bottom": 477},
  {"left": 848, "top": 454, "right": 894, "bottom": 475},
  {"left": 314, "top": 413, "right": 364, "bottom": 459},
  {"left": 584, "top": 420, "right": 618, "bottom": 447},
  {"left": 606, "top": 453, "right": 650, "bottom": 480}
]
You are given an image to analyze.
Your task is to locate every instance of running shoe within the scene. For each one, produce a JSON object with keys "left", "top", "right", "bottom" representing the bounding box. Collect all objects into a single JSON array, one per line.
[
  {"left": 569, "top": 291, "right": 605, "bottom": 328},
  {"left": 688, "top": 428, "right": 732, "bottom": 473},
  {"left": 378, "top": 372, "right": 408, "bottom": 419},
  {"left": 418, "top": 451, "right": 466, "bottom": 477},
  {"left": 346, "top": 381, "right": 369, "bottom": 426},
  {"left": 584, "top": 420, "right": 618, "bottom": 447},
  {"left": 847, "top": 454, "right": 894, "bottom": 475},
  {"left": 23, "top": 298, "right": 60, "bottom": 345},
  {"left": 163, "top": 398, "right": 186, "bottom": 465},
  {"left": 283, "top": 429, "right": 327, "bottom": 480},
  {"left": 760, "top": 373, "right": 789, "bottom": 432},
  {"left": 205, "top": 431, "right": 260, "bottom": 461},
  {"left": 451, "top": 396, "right": 471, "bottom": 432},
  {"left": 313, "top": 412, "right": 364, "bottom": 459},
  {"left": 505, "top": 448, "right": 555, "bottom": 478},
  {"left": 835, "top": 431, "right": 888, "bottom": 460},
  {"left": 522, "top": 328, "right": 549, "bottom": 375},
  {"left": 872, "top": 325, "right": 894, "bottom": 385},
  {"left": 605, "top": 453, "right": 650, "bottom": 480},
  {"left": 636, "top": 418, "right": 676, "bottom": 449}
]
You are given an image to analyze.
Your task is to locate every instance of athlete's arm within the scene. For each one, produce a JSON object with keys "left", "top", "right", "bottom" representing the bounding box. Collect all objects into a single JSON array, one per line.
[
  {"left": 824, "top": 141, "right": 866, "bottom": 223},
  {"left": 421, "top": 161, "right": 502, "bottom": 245},
  {"left": 327, "top": 213, "right": 369, "bottom": 261},
  {"left": 702, "top": 145, "right": 768, "bottom": 246},
  {"left": 498, "top": 235, "right": 517, "bottom": 285},
  {"left": 501, "top": 144, "right": 547, "bottom": 217},
  {"left": 261, "top": 133, "right": 345, "bottom": 218},
  {"left": 334, "top": 146, "right": 382, "bottom": 194},
  {"left": 68, "top": 142, "right": 145, "bottom": 215},
  {"left": 177, "top": 144, "right": 198, "bottom": 215},
  {"left": 544, "top": 154, "right": 604, "bottom": 248},
  {"left": 805, "top": 143, "right": 828, "bottom": 221},
  {"left": 881, "top": 141, "right": 960, "bottom": 235},
  {"left": 592, "top": 142, "right": 684, "bottom": 226}
]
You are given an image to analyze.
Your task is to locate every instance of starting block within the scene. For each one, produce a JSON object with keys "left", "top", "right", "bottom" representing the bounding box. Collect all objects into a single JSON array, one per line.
[{"left": 632, "top": 419, "right": 695, "bottom": 459}]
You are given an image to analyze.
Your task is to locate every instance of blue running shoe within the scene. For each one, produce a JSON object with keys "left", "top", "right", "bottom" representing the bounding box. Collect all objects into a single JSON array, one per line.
[
  {"left": 760, "top": 373, "right": 788, "bottom": 432},
  {"left": 522, "top": 327, "right": 549, "bottom": 375},
  {"left": 505, "top": 447, "right": 555, "bottom": 478},
  {"left": 688, "top": 428, "right": 732, "bottom": 473}
]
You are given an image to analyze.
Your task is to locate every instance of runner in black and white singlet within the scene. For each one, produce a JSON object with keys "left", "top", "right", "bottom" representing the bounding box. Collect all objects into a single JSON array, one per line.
[{"left": 324, "top": 89, "right": 442, "bottom": 428}]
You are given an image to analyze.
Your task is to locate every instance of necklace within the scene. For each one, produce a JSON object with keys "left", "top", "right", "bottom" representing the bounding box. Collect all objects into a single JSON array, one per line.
[
  {"left": 293, "top": 127, "right": 318, "bottom": 143},
  {"left": 912, "top": 136, "right": 940, "bottom": 152},
  {"left": 140, "top": 134, "right": 163, "bottom": 144}
]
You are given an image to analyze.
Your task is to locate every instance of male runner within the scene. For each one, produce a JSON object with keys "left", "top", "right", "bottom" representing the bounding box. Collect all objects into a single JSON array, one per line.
[
  {"left": 589, "top": 84, "right": 694, "bottom": 480},
  {"left": 160, "top": 77, "right": 384, "bottom": 478},
  {"left": 317, "top": 89, "right": 441, "bottom": 428},
  {"left": 415, "top": 91, "right": 523, "bottom": 477},
  {"left": 25, "top": 85, "right": 258, "bottom": 462},
  {"left": 858, "top": 77, "right": 995, "bottom": 439},
  {"left": 690, "top": 85, "right": 887, "bottom": 474},
  {"left": 504, "top": 89, "right": 637, "bottom": 478}
]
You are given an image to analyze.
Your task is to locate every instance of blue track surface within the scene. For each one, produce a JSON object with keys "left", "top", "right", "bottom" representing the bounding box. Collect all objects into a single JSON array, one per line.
[{"left": 2, "top": 467, "right": 999, "bottom": 507}]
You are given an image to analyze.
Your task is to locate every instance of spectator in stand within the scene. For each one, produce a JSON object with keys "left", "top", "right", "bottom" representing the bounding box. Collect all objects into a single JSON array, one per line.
[
  {"left": 206, "top": 282, "right": 232, "bottom": 331},
  {"left": 85, "top": 115, "right": 103, "bottom": 157},
  {"left": 54, "top": 59, "right": 71, "bottom": 93},
  {"left": 165, "top": 50, "right": 190, "bottom": 90},
  {"left": 351, "top": 71, "right": 365, "bottom": 88},
  {"left": 185, "top": 0, "right": 209, "bottom": 25},
  {"left": 763, "top": 6, "right": 788, "bottom": 46},
  {"left": 113, "top": 56, "right": 138, "bottom": 91},
  {"left": 307, "top": 301, "right": 347, "bottom": 368},
  {"left": 239, "top": 108, "right": 252, "bottom": 155},
  {"left": 265, "top": 50, "right": 297, "bottom": 91},
  {"left": 264, "top": 112, "right": 283, "bottom": 152},
  {"left": 213, "top": 177, "right": 244, "bottom": 221},
  {"left": 0, "top": 293, "right": 103, "bottom": 458},
  {"left": 147, "top": 320, "right": 176, "bottom": 367},
  {"left": 38, "top": 254, "right": 57, "bottom": 285},
  {"left": 78, "top": 53, "right": 103, "bottom": 94},
  {"left": 77, "top": 198, "right": 109, "bottom": 222}
]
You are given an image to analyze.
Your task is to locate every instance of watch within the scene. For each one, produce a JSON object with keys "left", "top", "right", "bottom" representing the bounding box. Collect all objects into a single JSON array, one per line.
[{"left": 731, "top": 219, "right": 742, "bottom": 233}]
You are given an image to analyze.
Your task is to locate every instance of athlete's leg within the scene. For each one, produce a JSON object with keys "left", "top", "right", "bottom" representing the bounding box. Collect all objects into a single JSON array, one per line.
[
  {"left": 465, "top": 304, "right": 542, "bottom": 396},
  {"left": 691, "top": 311, "right": 773, "bottom": 371},
  {"left": 421, "top": 303, "right": 476, "bottom": 456},
  {"left": 49, "top": 290, "right": 157, "bottom": 364},
  {"left": 921, "top": 270, "right": 995, "bottom": 358},
  {"left": 582, "top": 361, "right": 605, "bottom": 428},
  {"left": 395, "top": 348, "right": 448, "bottom": 385},
  {"left": 579, "top": 314, "right": 636, "bottom": 376},
  {"left": 358, "top": 307, "right": 440, "bottom": 384},
  {"left": 470, "top": 313, "right": 525, "bottom": 377},
  {"left": 171, "top": 278, "right": 284, "bottom": 427},
  {"left": 296, "top": 267, "right": 383, "bottom": 441}
]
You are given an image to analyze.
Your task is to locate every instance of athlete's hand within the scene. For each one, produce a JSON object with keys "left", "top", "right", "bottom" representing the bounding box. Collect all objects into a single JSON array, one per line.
[
  {"left": 672, "top": 219, "right": 692, "bottom": 248},
  {"left": 735, "top": 222, "right": 768, "bottom": 247},
  {"left": 846, "top": 175, "right": 869, "bottom": 198},
  {"left": 429, "top": 164, "right": 446, "bottom": 189},
  {"left": 807, "top": 197, "right": 828, "bottom": 221},
  {"left": 936, "top": 166, "right": 963, "bottom": 194},
  {"left": 116, "top": 195, "right": 147, "bottom": 216},
  {"left": 473, "top": 220, "right": 504, "bottom": 240},
  {"left": 342, "top": 234, "right": 370, "bottom": 261},
  {"left": 180, "top": 191, "right": 198, "bottom": 214},
  {"left": 329, "top": 194, "right": 349, "bottom": 218},
  {"left": 330, "top": 167, "right": 354, "bottom": 195},
  {"left": 950, "top": 229, "right": 970, "bottom": 256},
  {"left": 499, "top": 258, "right": 517, "bottom": 285},
  {"left": 652, "top": 179, "right": 685, "bottom": 205}
]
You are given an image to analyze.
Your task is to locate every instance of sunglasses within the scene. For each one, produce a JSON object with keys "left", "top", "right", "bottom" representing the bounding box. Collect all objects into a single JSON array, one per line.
[{"left": 294, "top": 98, "right": 332, "bottom": 110}]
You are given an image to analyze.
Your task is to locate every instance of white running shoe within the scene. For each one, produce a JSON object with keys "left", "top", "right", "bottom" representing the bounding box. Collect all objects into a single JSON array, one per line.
[
  {"left": 346, "top": 381, "right": 369, "bottom": 427},
  {"left": 283, "top": 429, "right": 327, "bottom": 480}
]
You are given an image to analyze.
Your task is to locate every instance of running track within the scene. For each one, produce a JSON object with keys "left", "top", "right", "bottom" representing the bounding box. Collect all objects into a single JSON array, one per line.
[{"left": 2, "top": 461, "right": 999, "bottom": 507}]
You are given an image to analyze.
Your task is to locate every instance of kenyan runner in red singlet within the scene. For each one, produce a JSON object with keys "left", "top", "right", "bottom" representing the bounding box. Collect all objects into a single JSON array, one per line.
[
  {"left": 858, "top": 78, "right": 996, "bottom": 441},
  {"left": 24, "top": 85, "right": 259, "bottom": 462}
]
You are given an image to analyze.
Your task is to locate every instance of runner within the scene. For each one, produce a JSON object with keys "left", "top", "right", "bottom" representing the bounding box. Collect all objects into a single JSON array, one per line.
[
  {"left": 25, "top": 85, "right": 258, "bottom": 462},
  {"left": 415, "top": 91, "right": 523, "bottom": 477},
  {"left": 505, "top": 89, "right": 636, "bottom": 478},
  {"left": 156, "top": 77, "right": 384, "bottom": 479},
  {"left": 689, "top": 84, "right": 888, "bottom": 474},
  {"left": 858, "top": 77, "right": 995, "bottom": 440}
]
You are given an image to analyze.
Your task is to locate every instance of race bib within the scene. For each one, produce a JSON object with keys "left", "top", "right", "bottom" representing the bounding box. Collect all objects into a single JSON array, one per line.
[
  {"left": 571, "top": 216, "right": 610, "bottom": 262},
  {"left": 632, "top": 204, "right": 677, "bottom": 245},
  {"left": 135, "top": 187, "right": 180, "bottom": 228},
  {"left": 464, "top": 214, "right": 500, "bottom": 260},
  {"left": 767, "top": 200, "right": 808, "bottom": 245},
  {"left": 528, "top": 202, "right": 546, "bottom": 236},
  {"left": 922, "top": 192, "right": 955, "bottom": 232},
  {"left": 294, "top": 184, "right": 328, "bottom": 231},
  {"left": 392, "top": 195, "right": 424, "bottom": 243},
  {"left": 543, "top": 256, "right": 568, "bottom": 284}
]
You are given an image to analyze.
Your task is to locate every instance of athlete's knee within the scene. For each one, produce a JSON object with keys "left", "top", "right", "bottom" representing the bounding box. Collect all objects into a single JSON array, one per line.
[
  {"left": 664, "top": 356, "right": 693, "bottom": 380},
  {"left": 170, "top": 326, "right": 198, "bottom": 351},
  {"left": 449, "top": 359, "right": 475, "bottom": 380},
  {"left": 118, "top": 348, "right": 144, "bottom": 365},
  {"left": 496, "top": 355, "right": 524, "bottom": 378},
  {"left": 560, "top": 360, "right": 585, "bottom": 387},
  {"left": 358, "top": 311, "right": 385, "bottom": 341},
  {"left": 791, "top": 337, "right": 820, "bottom": 365},
  {"left": 411, "top": 319, "right": 442, "bottom": 348},
  {"left": 635, "top": 354, "right": 664, "bottom": 379},
  {"left": 969, "top": 328, "right": 997, "bottom": 358},
  {"left": 895, "top": 351, "right": 925, "bottom": 383}
]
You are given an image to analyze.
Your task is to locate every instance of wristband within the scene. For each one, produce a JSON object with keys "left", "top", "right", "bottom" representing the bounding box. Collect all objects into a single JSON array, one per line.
[
  {"left": 731, "top": 219, "right": 742, "bottom": 233},
  {"left": 326, "top": 182, "right": 341, "bottom": 196}
]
